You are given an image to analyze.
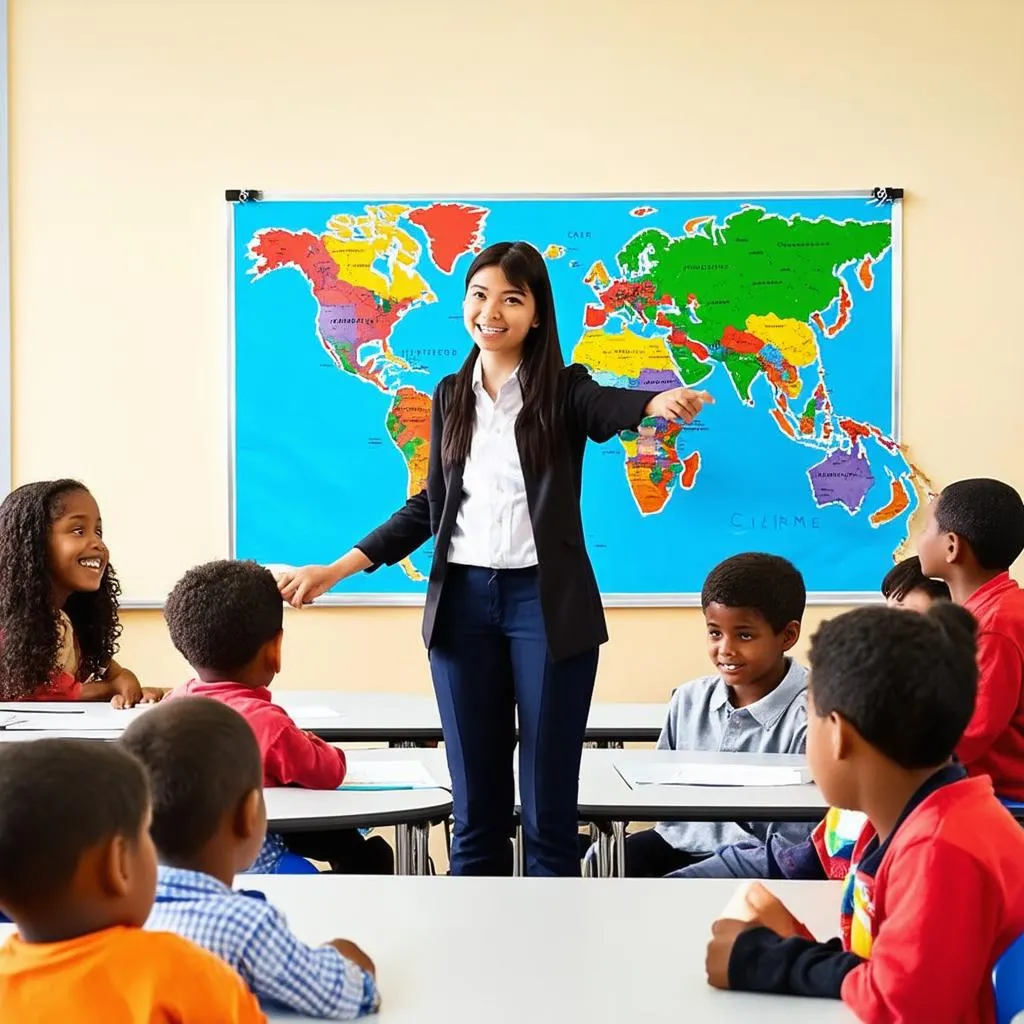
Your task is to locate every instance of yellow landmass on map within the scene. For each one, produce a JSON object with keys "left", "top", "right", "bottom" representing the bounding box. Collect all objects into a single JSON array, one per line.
[
  {"left": 323, "top": 204, "right": 436, "bottom": 303},
  {"left": 572, "top": 328, "right": 676, "bottom": 382},
  {"left": 584, "top": 260, "right": 611, "bottom": 289},
  {"left": 746, "top": 314, "right": 818, "bottom": 367}
]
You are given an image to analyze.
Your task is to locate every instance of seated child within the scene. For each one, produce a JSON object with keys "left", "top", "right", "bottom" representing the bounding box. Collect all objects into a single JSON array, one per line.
[
  {"left": 623, "top": 553, "right": 811, "bottom": 878},
  {"left": 0, "top": 738, "right": 265, "bottom": 1022},
  {"left": 705, "top": 602, "right": 1024, "bottom": 1023},
  {"left": 881, "top": 554, "right": 950, "bottom": 610},
  {"left": 163, "top": 559, "right": 393, "bottom": 874},
  {"left": 123, "top": 697, "right": 380, "bottom": 1019},
  {"left": 0, "top": 479, "right": 163, "bottom": 705},
  {"left": 671, "top": 554, "right": 950, "bottom": 881},
  {"left": 918, "top": 477, "right": 1024, "bottom": 799}
]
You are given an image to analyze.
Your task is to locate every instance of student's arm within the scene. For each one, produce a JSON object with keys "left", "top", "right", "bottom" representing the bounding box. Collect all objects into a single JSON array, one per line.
[
  {"left": 839, "top": 842, "right": 1000, "bottom": 1023},
  {"left": 264, "top": 714, "right": 347, "bottom": 789},
  {"left": 721, "top": 925, "right": 862, "bottom": 997},
  {"left": 955, "top": 631, "right": 1024, "bottom": 765},
  {"left": 78, "top": 660, "right": 164, "bottom": 707},
  {"left": 239, "top": 903, "right": 380, "bottom": 1019}
]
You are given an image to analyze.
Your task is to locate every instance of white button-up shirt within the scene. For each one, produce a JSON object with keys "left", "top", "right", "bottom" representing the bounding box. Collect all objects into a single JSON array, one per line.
[{"left": 447, "top": 359, "right": 539, "bottom": 569}]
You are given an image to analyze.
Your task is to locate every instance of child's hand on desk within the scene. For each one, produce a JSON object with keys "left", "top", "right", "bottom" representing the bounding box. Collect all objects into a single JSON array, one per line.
[
  {"left": 705, "top": 918, "right": 751, "bottom": 989},
  {"left": 328, "top": 938, "right": 376, "bottom": 978},
  {"left": 111, "top": 686, "right": 167, "bottom": 709}
]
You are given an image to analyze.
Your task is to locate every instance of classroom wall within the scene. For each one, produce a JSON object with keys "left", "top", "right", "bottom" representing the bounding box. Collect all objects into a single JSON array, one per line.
[{"left": 8, "top": 0, "right": 1023, "bottom": 696}]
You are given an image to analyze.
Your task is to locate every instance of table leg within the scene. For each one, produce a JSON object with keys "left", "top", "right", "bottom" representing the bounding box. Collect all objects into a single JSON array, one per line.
[
  {"left": 513, "top": 821, "right": 525, "bottom": 877},
  {"left": 412, "top": 823, "right": 430, "bottom": 876},
  {"left": 612, "top": 821, "right": 626, "bottom": 878},
  {"left": 395, "top": 823, "right": 411, "bottom": 875}
]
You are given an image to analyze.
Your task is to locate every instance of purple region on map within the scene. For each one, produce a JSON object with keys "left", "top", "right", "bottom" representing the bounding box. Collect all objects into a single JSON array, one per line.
[
  {"left": 319, "top": 304, "right": 358, "bottom": 343},
  {"left": 807, "top": 446, "right": 875, "bottom": 514},
  {"left": 636, "top": 367, "right": 681, "bottom": 389}
]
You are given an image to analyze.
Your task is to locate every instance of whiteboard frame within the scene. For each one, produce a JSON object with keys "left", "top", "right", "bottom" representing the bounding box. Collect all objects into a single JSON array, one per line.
[{"left": 227, "top": 189, "right": 903, "bottom": 608}]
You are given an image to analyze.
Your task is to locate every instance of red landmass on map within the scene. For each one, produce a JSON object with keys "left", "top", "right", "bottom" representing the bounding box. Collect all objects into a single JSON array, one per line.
[
  {"left": 407, "top": 203, "right": 487, "bottom": 273},
  {"left": 839, "top": 417, "right": 871, "bottom": 444},
  {"left": 720, "top": 325, "right": 764, "bottom": 355},
  {"left": 584, "top": 305, "right": 608, "bottom": 328},
  {"left": 250, "top": 229, "right": 411, "bottom": 389},
  {"left": 680, "top": 451, "right": 701, "bottom": 489}
]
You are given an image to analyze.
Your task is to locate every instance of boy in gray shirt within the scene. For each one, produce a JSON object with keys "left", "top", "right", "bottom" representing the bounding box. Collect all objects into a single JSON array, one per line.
[{"left": 625, "top": 552, "right": 811, "bottom": 877}]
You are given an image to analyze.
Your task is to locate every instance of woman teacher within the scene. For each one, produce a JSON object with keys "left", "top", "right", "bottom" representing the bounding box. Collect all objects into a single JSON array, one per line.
[{"left": 278, "top": 241, "right": 713, "bottom": 876}]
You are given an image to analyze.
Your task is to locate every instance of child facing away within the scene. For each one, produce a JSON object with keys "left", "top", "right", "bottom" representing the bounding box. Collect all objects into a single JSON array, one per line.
[
  {"left": 918, "top": 477, "right": 1024, "bottom": 800},
  {"left": 0, "top": 738, "right": 266, "bottom": 1023},
  {"left": 705, "top": 602, "right": 1024, "bottom": 1023},
  {"left": 123, "top": 697, "right": 380, "bottom": 1019},
  {"left": 0, "top": 480, "right": 164, "bottom": 705},
  {"left": 623, "top": 553, "right": 811, "bottom": 878},
  {"left": 163, "top": 559, "right": 393, "bottom": 874},
  {"left": 670, "top": 554, "right": 950, "bottom": 881}
]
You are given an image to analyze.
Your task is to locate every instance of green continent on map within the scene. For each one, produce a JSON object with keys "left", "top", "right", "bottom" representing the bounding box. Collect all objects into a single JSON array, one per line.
[{"left": 609, "top": 207, "right": 891, "bottom": 403}]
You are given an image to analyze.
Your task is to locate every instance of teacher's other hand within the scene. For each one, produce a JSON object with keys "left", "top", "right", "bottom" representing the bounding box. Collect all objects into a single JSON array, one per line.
[
  {"left": 644, "top": 387, "right": 714, "bottom": 424},
  {"left": 277, "top": 564, "right": 340, "bottom": 608}
]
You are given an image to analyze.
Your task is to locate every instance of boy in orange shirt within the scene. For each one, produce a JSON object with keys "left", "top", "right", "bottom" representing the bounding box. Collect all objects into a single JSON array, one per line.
[{"left": 0, "top": 738, "right": 265, "bottom": 1023}]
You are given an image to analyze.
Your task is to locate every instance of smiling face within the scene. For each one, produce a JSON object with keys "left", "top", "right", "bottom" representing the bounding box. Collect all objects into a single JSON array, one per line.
[
  {"left": 46, "top": 489, "right": 109, "bottom": 603},
  {"left": 704, "top": 602, "right": 799, "bottom": 696},
  {"left": 462, "top": 264, "right": 539, "bottom": 361}
]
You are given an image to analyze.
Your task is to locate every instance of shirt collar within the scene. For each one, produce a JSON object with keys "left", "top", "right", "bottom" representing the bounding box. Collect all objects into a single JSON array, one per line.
[
  {"left": 155, "top": 865, "right": 232, "bottom": 898},
  {"left": 471, "top": 356, "right": 521, "bottom": 394},
  {"left": 856, "top": 761, "right": 967, "bottom": 874},
  {"left": 182, "top": 679, "right": 273, "bottom": 703},
  {"left": 710, "top": 658, "right": 808, "bottom": 728},
  {"left": 964, "top": 571, "right": 1014, "bottom": 613}
]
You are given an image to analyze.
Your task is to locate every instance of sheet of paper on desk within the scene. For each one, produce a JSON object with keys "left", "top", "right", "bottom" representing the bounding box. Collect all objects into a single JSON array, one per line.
[
  {"left": 340, "top": 761, "right": 438, "bottom": 790},
  {"left": 0, "top": 713, "right": 27, "bottom": 729},
  {"left": 618, "top": 763, "right": 812, "bottom": 787}
]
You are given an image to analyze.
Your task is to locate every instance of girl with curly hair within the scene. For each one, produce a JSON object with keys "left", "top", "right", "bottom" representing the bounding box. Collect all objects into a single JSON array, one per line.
[{"left": 0, "top": 479, "right": 163, "bottom": 705}]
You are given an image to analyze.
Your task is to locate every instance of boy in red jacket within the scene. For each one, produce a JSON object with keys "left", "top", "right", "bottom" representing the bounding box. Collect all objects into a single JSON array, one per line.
[
  {"left": 705, "top": 603, "right": 1024, "bottom": 1024},
  {"left": 164, "top": 560, "right": 392, "bottom": 874},
  {"left": 918, "top": 477, "right": 1024, "bottom": 800}
]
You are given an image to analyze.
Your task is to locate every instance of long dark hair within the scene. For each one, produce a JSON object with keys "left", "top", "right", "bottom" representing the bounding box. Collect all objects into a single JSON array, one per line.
[
  {"left": 441, "top": 241, "right": 565, "bottom": 471},
  {"left": 0, "top": 480, "right": 122, "bottom": 699}
]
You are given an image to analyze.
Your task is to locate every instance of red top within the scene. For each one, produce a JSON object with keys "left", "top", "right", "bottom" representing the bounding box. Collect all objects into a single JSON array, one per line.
[
  {"left": 166, "top": 680, "right": 346, "bottom": 788},
  {"left": 960, "top": 572, "right": 1024, "bottom": 799},
  {"left": 841, "top": 775, "right": 1024, "bottom": 1024}
]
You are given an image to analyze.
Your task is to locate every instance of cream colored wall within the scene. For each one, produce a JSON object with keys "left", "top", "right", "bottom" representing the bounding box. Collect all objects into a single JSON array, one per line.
[{"left": 8, "top": 0, "right": 1024, "bottom": 697}]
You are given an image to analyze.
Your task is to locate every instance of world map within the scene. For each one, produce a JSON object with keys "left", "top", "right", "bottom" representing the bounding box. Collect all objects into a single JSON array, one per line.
[{"left": 232, "top": 195, "right": 924, "bottom": 600}]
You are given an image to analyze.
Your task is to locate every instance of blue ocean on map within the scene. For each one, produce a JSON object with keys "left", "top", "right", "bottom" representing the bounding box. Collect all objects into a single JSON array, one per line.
[{"left": 233, "top": 195, "right": 914, "bottom": 599}]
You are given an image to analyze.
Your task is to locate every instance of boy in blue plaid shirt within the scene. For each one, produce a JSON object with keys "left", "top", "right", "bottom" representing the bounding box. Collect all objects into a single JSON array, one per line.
[{"left": 122, "top": 697, "right": 380, "bottom": 1019}]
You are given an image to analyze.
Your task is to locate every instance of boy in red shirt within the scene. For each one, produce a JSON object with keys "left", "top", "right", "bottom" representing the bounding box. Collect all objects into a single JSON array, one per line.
[
  {"left": 705, "top": 603, "right": 1024, "bottom": 1024},
  {"left": 918, "top": 477, "right": 1024, "bottom": 799},
  {"left": 0, "top": 739, "right": 265, "bottom": 1023},
  {"left": 164, "top": 559, "right": 392, "bottom": 873}
]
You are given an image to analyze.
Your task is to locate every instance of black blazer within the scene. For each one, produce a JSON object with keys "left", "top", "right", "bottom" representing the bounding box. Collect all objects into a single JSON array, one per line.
[{"left": 355, "top": 363, "right": 659, "bottom": 661}]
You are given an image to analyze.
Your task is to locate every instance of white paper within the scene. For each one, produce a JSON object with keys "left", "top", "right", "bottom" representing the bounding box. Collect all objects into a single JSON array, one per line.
[
  {"left": 340, "top": 760, "right": 438, "bottom": 790},
  {"left": 720, "top": 881, "right": 760, "bottom": 920},
  {"left": 0, "top": 713, "right": 26, "bottom": 729},
  {"left": 618, "top": 762, "right": 812, "bottom": 787}
]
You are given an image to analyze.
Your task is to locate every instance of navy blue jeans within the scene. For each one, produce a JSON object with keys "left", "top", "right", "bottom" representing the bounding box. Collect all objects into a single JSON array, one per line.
[{"left": 429, "top": 565, "right": 598, "bottom": 877}]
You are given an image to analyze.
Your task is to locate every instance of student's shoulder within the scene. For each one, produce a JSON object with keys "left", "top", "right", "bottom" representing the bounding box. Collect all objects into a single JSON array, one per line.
[
  {"left": 136, "top": 930, "right": 265, "bottom": 1004},
  {"left": 666, "top": 673, "right": 723, "bottom": 711}
]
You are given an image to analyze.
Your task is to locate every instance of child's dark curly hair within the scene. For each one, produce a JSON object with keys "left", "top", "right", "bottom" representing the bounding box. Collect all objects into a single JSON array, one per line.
[{"left": 0, "top": 480, "right": 122, "bottom": 699}]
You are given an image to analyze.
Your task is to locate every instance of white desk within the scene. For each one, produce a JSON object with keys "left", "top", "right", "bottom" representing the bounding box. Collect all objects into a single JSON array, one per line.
[
  {"left": 0, "top": 877, "right": 854, "bottom": 1021},
  {"left": 251, "top": 876, "right": 853, "bottom": 1022},
  {"left": 264, "top": 787, "right": 452, "bottom": 876},
  {"left": 0, "top": 694, "right": 666, "bottom": 746}
]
